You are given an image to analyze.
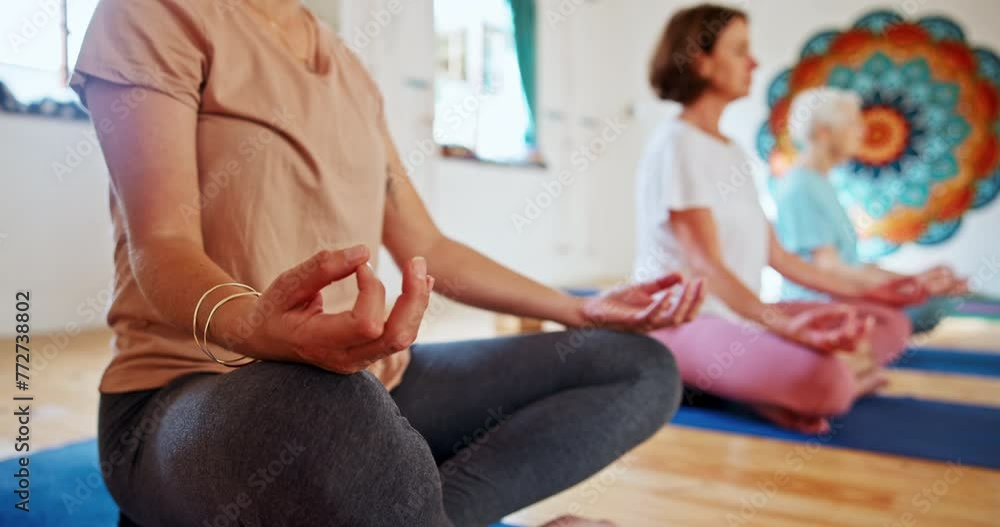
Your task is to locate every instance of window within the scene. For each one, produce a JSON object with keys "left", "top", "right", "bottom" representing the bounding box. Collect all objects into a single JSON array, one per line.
[
  {"left": 1, "top": 0, "right": 99, "bottom": 115},
  {"left": 433, "top": 0, "right": 539, "bottom": 165}
]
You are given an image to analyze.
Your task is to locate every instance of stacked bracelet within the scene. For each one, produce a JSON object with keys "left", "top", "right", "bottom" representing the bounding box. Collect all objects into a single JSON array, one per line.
[{"left": 193, "top": 283, "right": 261, "bottom": 367}]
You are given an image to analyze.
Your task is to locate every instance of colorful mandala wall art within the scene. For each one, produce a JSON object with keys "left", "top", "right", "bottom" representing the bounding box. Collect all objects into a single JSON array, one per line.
[{"left": 757, "top": 10, "right": 1000, "bottom": 258}]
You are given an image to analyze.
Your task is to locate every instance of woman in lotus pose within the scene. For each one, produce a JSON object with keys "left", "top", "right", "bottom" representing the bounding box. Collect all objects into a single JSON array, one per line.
[
  {"left": 634, "top": 4, "right": 926, "bottom": 434},
  {"left": 73, "top": 0, "right": 704, "bottom": 525},
  {"left": 774, "top": 87, "right": 970, "bottom": 334}
]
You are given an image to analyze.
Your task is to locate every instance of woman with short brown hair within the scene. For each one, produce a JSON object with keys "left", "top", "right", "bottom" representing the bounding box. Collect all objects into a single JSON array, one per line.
[
  {"left": 634, "top": 4, "right": 924, "bottom": 434},
  {"left": 648, "top": 4, "right": 748, "bottom": 105}
]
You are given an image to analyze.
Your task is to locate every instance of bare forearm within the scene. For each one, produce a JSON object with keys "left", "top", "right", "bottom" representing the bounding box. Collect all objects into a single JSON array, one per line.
[
  {"left": 862, "top": 264, "right": 903, "bottom": 283},
  {"left": 807, "top": 245, "right": 904, "bottom": 292},
  {"left": 423, "top": 238, "right": 585, "bottom": 327},
  {"left": 825, "top": 261, "right": 899, "bottom": 291},
  {"left": 128, "top": 237, "right": 261, "bottom": 354},
  {"left": 793, "top": 258, "right": 872, "bottom": 292},
  {"left": 776, "top": 253, "right": 863, "bottom": 299}
]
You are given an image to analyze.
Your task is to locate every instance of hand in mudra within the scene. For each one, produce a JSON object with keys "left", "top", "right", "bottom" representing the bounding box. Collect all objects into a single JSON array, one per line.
[
  {"left": 235, "top": 245, "right": 432, "bottom": 373},
  {"left": 861, "top": 276, "right": 929, "bottom": 308},
  {"left": 777, "top": 304, "right": 873, "bottom": 354},
  {"left": 579, "top": 274, "right": 705, "bottom": 332},
  {"left": 916, "top": 265, "right": 969, "bottom": 297}
]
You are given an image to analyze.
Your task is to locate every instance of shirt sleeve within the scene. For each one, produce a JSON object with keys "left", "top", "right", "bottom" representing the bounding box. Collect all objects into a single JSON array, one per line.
[
  {"left": 774, "top": 177, "right": 839, "bottom": 254},
  {"left": 660, "top": 134, "right": 715, "bottom": 211},
  {"left": 70, "top": 0, "right": 208, "bottom": 110}
]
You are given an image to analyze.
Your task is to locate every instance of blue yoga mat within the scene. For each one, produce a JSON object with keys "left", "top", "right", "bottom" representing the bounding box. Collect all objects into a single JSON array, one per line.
[
  {"left": 672, "top": 393, "right": 1000, "bottom": 469},
  {"left": 564, "top": 287, "right": 600, "bottom": 298},
  {"left": 0, "top": 440, "right": 115, "bottom": 526},
  {"left": 0, "top": 441, "right": 517, "bottom": 526},
  {"left": 891, "top": 347, "right": 1000, "bottom": 378}
]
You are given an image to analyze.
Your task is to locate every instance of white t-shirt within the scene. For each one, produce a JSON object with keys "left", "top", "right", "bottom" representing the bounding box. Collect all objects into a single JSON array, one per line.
[{"left": 632, "top": 118, "right": 769, "bottom": 322}]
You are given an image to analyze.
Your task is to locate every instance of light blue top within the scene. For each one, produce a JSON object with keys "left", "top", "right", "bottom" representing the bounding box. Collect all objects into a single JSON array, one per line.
[{"left": 773, "top": 165, "right": 860, "bottom": 301}]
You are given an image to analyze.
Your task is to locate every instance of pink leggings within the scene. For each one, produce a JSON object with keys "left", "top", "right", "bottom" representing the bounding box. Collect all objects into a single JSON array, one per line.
[{"left": 649, "top": 302, "right": 912, "bottom": 417}]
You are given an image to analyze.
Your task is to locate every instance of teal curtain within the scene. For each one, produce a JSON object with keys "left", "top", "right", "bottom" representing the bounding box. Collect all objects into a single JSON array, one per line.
[{"left": 506, "top": 0, "right": 537, "bottom": 147}]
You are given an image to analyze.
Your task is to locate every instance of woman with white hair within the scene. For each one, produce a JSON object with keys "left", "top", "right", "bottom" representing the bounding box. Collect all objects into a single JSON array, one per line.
[{"left": 774, "top": 87, "right": 970, "bottom": 333}]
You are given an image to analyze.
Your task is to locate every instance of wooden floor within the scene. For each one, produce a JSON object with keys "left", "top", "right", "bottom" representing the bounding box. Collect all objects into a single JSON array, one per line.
[
  {"left": 2, "top": 303, "right": 999, "bottom": 526},
  {"left": 507, "top": 315, "right": 1000, "bottom": 527}
]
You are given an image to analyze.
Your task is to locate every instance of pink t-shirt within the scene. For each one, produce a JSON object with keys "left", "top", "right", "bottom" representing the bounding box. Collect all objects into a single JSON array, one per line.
[{"left": 71, "top": 0, "right": 411, "bottom": 393}]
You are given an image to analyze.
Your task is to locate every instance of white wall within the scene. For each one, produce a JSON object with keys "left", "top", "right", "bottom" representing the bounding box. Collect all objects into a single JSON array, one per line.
[
  {"left": 3, "top": 0, "right": 1000, "bottom": 335},
  {"left": 0, "top": 114, "right": 115, "bottom": 334}
]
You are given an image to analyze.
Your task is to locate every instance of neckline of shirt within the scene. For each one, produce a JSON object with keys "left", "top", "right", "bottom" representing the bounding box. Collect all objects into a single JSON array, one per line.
[
  {"left": 234, "top": 5, "right": 333, "bottom": 79},
  {"left": 674, "top": 117, "right": 734, "bottom": 148}
]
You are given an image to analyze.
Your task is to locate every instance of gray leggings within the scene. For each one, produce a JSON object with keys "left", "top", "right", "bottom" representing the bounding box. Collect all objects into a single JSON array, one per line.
[{"left": 99, "top": 330, "right": 682, "bottom": 527}]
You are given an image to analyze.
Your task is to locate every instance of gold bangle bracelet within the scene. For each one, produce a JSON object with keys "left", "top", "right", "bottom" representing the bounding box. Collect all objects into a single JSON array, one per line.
[
  {"left": 193, "top": 283, "right": 260, "bottom": 367},
  {"left": 201, "top": 291, "right": 262, "bottom": 367}
]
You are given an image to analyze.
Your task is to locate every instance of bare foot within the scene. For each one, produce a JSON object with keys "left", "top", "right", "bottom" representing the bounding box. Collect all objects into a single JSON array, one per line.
[
  {"left": 541, "top": 515, "right": 617, "bottom": 527},
  {"left": 751, "top": 404, "right": 831, "bottom": 435},
  {"left": 854, "top": 368, "right": 889, "bottom": 398}
]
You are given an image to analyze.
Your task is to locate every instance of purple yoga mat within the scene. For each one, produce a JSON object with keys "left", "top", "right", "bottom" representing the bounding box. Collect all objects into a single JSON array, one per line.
[{"left": 956, "top": 301, "right": 1000, "bottom": 316}]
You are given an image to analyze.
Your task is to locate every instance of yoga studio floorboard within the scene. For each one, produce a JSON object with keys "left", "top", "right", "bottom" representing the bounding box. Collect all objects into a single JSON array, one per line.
[{"left": 2, "top": 302, "right": 998, "bottom": 526}]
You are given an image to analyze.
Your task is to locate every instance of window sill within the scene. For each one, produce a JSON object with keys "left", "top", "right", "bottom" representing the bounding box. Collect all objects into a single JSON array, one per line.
[
  {"left": 439, "top": 144, "right": 547, "bottom": 170},
  {"left": 0, "top": 98, "right": 88, "bottom": 121}
]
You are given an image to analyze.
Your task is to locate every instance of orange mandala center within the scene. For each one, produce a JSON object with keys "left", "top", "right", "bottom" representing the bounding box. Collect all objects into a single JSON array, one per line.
[{"left": 856, "top": 106, "right": 910, "bottom": 166}]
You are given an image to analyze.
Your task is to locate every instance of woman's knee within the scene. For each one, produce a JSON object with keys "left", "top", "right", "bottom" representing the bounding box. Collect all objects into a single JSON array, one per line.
[
  {"left": 783, "top": 358, "right": 856, "bottom": 417},
  {"left": 585, "top": 330, "right": 683, "bottom": 435},
  {"left": 207, "top": 364, "right": 448, "bottom": 526},
  {"left": 873, "top": 309, "right": 913, "bottom": 364},
  {"left": 869, "top": 307, "right": 912, "bottom": 364}
]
